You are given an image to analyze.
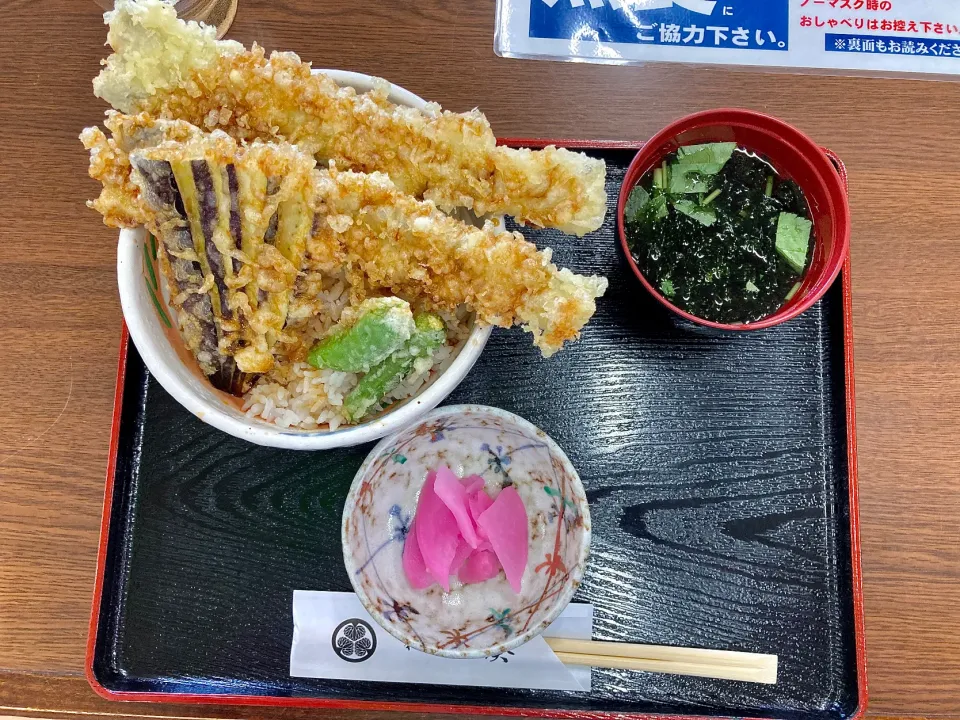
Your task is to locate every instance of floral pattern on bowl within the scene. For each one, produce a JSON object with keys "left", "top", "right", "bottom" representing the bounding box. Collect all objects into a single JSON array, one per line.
[{"left": 341, "top": 404, "right": 591, "bottom": 659}]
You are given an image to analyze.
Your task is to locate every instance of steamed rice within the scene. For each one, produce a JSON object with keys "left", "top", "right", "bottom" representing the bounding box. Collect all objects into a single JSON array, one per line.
[{"left": 241, "top": 275, "right": 474, "bottom": 430}]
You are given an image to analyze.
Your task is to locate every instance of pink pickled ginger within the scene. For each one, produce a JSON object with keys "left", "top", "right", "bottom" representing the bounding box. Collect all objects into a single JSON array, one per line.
[
  {"left": 402, "top": 470, "right": 529, "bottom": 594},
  {"left": 450, "top": 536, "right": 474, "bottom": 573},
  {"left": 414, "top": 471, "right": 460, "bottom": 591},
  {"left": 434, "top": 466, "right": 480, "bottom": 548},
  {"left": 460, "top": 475, "right": 486, "bottom": 494},
  {"left": 468, "top": 488, "right": 494, "bottom": 534},
  {"left": 476, "top": 486, "right": 529, "bottom": 593},
  {"left": 459, "top": 550, "right": 502, "bottom": 584}
]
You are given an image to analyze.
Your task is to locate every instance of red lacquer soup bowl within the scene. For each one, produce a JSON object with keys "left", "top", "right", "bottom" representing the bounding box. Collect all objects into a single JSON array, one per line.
[{"left": 617, "top": 109, "right": 850, "bottom": 331}]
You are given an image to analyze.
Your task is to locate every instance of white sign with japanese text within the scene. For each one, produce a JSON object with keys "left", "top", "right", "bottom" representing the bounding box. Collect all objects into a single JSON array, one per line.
[{"left": 495, "top": 0, "right": 960, "bottom": 77}]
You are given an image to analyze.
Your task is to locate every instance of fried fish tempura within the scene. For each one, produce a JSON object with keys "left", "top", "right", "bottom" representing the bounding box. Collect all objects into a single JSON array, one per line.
[
  {"left": 92, "top": 0, "right": 607, "bottom": 236},
  {"left": 82, "top": 114, "right": 608, "bottom": 361}
]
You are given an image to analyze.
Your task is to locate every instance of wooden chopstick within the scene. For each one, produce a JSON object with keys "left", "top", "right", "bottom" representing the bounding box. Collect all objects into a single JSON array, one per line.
[{"left": 545, "top": 638, "right": 778, "bottom": 685}]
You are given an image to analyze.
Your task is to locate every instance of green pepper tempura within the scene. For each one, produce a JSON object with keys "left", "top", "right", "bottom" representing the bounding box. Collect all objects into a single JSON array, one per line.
[
  {"left": 308, "top": 298, "right": 448, "bottom": 422},
  {"left": 343, "top": 313, "right": 447, "bottom": 422},
  {"left": 308, "top": 297, "right": 415, "bottom": 373}
]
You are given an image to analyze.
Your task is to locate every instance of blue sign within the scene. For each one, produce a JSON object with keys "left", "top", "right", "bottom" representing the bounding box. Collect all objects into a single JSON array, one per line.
[
  {"left": 826, "top": 33, "right": 960, "bottom": 59},
  {"left": 529, "top": 0, "right": 789, "bottom": 52}
]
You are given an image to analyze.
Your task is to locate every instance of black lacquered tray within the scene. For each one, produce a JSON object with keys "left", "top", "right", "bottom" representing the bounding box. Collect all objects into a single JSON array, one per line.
[{"left": 88, "top": 143, "right": 866, "bottom": 720}]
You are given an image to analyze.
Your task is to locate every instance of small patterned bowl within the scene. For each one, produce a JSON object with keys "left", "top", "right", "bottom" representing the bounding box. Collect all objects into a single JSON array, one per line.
[{"left": 342, "top": 405, "right": 591, "bottom": 659}]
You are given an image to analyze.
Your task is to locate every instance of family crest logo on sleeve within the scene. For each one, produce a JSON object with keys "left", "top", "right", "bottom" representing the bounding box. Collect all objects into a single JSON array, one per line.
[{"left": 332, "top": 618, "right": 378, "bottom": 663}]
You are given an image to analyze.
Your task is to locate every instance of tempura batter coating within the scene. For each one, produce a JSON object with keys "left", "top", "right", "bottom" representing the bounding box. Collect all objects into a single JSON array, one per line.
[
  {"left": 83, "top": 113, "right": 316, "bottom": 388},
  {"left": 93, "top": 0, "right": 607, "bottom": 236},
  {"left": 81, "top": 115, "right": 608, "bottom": 358},
  {"left": 81, "top": 112, "right": 205, "bottom": 228},
  {"left": 312, "top": 166, "right": 608, "bottom": 357}
]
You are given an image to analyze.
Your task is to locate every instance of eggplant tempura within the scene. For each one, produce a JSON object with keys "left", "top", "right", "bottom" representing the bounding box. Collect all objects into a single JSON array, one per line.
[{"left": 92, "top": 0, "right": 607, "bottom": 236}]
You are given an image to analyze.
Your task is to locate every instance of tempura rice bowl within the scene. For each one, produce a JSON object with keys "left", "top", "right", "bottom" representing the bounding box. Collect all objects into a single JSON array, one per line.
[{"left": 115, "top": 71, "right": 493, "bottom": 450}]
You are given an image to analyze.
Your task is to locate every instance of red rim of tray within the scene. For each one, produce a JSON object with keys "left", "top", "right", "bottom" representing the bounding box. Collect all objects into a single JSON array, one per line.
[
  {"left": 86, "top": 139, "right": 867, "bottom": 720},
  {"left": 616, "top": 110, "right": 851, "bottom": 331}
]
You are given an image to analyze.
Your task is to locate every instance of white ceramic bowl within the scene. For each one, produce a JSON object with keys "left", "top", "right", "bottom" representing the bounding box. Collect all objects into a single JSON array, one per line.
[
  {"left": 342, "top": 405, "right": 591, "bottom": 658},
  {"left": 116, "top": 70, "right": 492, "bottom": 450}
]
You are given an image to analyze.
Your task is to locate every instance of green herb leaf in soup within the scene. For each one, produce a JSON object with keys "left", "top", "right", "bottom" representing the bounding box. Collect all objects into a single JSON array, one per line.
[
  {"left": 775, "top": 212, "right": 813, "bottom": 273},
  {"left": 674, "top": 199, "right": 717, "bottom": 226},
  {"left": 675, "top": 142, "right": 738, "bottom": 176},
  {"left": 647, "top": 192, "right": 669, "bottom": 221},
  {"left": 625, "top": 186, "right": 650, "bottom": 223},
  {"left": 660, "top": 277, "right": 676, "bottom": 298},
  {"left": 668, "top": 165, "right": 710, "bottom": 195},
  {"left": 746, "top": 280, "right": 760, "bottom": 293}
]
